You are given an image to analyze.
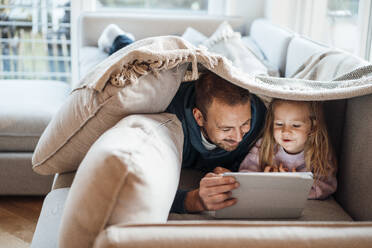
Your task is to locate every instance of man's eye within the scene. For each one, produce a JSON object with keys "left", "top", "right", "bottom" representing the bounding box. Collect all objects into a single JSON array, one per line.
[{"left": 222, "top": 128, "right": 231, "bottom": 132}]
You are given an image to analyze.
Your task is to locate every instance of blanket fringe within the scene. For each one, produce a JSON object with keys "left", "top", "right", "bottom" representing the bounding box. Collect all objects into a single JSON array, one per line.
[{"left": 109, "top": 48, "right": 219, "bottom": 87}]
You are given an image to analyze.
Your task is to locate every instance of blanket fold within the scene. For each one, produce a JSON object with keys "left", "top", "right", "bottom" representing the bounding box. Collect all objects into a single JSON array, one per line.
[{"left": 79, "top": 35, "right": 372, "bottom": 101}]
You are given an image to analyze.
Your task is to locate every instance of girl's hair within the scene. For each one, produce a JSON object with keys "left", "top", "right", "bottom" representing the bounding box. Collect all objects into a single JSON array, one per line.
[{"left": 259, "top": 99, "right": 335, "bottom": 177}]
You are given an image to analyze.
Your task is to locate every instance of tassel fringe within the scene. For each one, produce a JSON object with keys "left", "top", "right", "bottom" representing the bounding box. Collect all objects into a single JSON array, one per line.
[{"left": 109, "top": 48, "right": 219, "bottom": 87}]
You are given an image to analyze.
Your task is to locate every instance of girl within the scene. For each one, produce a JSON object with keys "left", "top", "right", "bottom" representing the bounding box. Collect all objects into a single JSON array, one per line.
[{"left": 238, "top": 99, "right": 337, "bottom": 199}]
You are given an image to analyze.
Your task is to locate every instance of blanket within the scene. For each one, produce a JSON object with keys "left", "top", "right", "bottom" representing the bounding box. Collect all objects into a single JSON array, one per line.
[
  {"left": 80, "top": 35, "right": 372, "bottom": 102},
  {"left": 31, "top": 35, "right": 372, "bottom": 176}
]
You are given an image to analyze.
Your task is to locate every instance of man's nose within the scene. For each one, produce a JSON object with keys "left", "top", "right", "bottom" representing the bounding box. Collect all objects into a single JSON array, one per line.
[{"left": 234, "top": 129, "right": 244, "bottom": 142}]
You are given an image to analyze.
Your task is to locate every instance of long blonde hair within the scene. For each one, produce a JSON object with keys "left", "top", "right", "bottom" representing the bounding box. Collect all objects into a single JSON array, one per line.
[{"left": 259, "top": 99, "right": 335, "bottom": 177}]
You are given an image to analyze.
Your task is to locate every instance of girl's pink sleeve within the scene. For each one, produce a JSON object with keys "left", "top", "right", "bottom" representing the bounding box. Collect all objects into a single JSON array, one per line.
[
  {"left": 239, "top": 139, "right": 263, "bottom": 172},
  {"left": 308, "top": 157, "right": 338, "bottom": 200}
]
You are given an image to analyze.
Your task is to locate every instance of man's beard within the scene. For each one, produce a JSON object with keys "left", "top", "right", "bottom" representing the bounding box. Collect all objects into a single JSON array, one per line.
[
  {"left": 201, "top": 127, "right": 239, "bottom": 152},
  {"left": 215, "top": 139, "right": 239, "bottom": 151}
]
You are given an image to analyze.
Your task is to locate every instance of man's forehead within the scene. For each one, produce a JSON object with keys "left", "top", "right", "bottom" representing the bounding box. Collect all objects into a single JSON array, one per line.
[
  {"left": 207, "top": 99, "right": 251, "bottom": 125},
  {"left": 208, "top": 98, "right": 251, "bottom": 110}
]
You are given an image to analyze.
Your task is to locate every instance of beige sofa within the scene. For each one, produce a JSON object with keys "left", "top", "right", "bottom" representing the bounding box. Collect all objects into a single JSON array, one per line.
[
  {"left": 31, "top": 12, "right": 372, "bottom": 248},
  {"left": 0, "top": 80, "right": 70, "bottom": 195}
]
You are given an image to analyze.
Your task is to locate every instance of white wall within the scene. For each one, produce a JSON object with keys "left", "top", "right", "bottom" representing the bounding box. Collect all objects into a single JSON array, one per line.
[
  {"left": 224, "top": 0, "right": 265, "bottom": 34},
  {"left": 264, "top": 0, "right": 297, "bottom": 30}
]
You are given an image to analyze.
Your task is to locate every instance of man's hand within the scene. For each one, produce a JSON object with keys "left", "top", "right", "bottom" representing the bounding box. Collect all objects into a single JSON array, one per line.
[
  {"left": 213, "top": 166, "right": 231, "bottom": 174},
  {"left": 184, "top": 172, "right": 239, "bottom": 212}
]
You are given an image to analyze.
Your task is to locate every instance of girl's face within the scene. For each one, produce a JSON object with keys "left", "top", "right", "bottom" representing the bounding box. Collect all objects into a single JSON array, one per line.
[{"left": 272, "top": 101, "right": 312, "bottom": 154}]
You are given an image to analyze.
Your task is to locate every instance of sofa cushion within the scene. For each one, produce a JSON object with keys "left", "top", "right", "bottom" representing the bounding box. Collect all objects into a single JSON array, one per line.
[
  {"left": 58, "top": 113, "right": 183, "bottom": 248},
  {"left": 0, "top": 80, "right": 70, "bottom": 152},
  {"left": 169, "top": 169, "right": 352, "bottom": 221},
  {"left": 285, "top": 36, "right": 329, "bottom": 77},
  {"left": 0, "top": 153, "right": 54, "bottom": 195},
  {"left": 249, "top": 19, "right": 293, "bottom": 76},
  {"left": 32, "top": 51, "right": 188, "bottom": 175},
  {"left": 202, "top": 22, "right": 268, "bottom": 76}
]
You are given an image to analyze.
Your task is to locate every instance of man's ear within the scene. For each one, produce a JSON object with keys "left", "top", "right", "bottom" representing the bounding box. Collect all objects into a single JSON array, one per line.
[{"left": 192, "top": 108, "right": 205, "bottom": 127}]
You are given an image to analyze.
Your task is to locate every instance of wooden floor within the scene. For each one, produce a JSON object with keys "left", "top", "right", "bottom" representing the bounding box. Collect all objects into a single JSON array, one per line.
[{"left": 0, "top": 196, "right": 44, "bottom": 248}]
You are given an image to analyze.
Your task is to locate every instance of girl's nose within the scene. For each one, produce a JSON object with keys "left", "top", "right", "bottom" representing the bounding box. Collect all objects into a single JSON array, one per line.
[{"left": 281, "top": 125, "right": 290, "bottom": 133}]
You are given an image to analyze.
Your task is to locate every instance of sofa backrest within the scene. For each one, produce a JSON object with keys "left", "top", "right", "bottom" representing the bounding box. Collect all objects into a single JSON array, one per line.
[
  {"left": 78, "top": 12, "right": 246, "bottom": 48},
  {"left": 249, "top": 19, "right": 293, "bottom": 76},
  {"left": 285, "top": 36, "right": 329, "bottom": 77},
  {"left": 335, "top": 95, "right": 372, "bottom": 221}
]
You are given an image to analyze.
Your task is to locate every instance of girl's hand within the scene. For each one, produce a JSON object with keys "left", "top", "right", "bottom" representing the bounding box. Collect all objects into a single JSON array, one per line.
[
  {"left": 279, "top": 163, "right": 297, "bottom": 172},
  {"left": 279, "top": 163, "right": 288, "bottom": 172},
  {"left": 264, "top": 165, "right": 278, "bottom": 172},
  {"left": 213, "top": 166, "right": 231, "bottom": 174}
]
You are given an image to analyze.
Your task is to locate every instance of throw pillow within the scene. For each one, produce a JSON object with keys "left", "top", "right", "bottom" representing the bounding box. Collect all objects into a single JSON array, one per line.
[
  {"left": 202, "top": 22, "right": 269, "bottom": 76},
  {"left": 58, "top": 113, "right": 184, "bottom": 248},
  {"left": 181, "top": 27, "right": 208, "bottom": 46},
  {"left": 32, "top": 58, "right": 188, "bottom": 175},
  {"left": 241, "top": 36, "right": 280, "bottom": 77}
]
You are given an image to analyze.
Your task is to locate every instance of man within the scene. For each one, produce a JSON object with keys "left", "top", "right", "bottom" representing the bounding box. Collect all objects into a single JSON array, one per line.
[
  {"left": 166, "top": 71, "right": 266, "bottom": 213},
  {"left": 101, "top": 26, "right": 267, "bottom": 213}
]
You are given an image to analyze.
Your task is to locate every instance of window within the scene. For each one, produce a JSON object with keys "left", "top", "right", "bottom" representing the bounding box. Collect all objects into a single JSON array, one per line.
[
  {"left": 326, "top": 0, "right": 360, "bottom": 53},
  {"left": 0, "top": 0, "right": 71, "bottom": 83},
  {"left": 96, "top": 0, "right": 208, "bottom": 12},
  {"left": 266, "top": 0, "right": 372, "bottom": 60},
  {"left": 311, "top": 0, "right": 372, "bottom": 59}
]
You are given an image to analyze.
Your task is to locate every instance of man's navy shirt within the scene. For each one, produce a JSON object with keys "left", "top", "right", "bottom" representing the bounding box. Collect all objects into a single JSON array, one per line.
[{"left": 165, "top": 81, "right": 266, "bottom": 213}]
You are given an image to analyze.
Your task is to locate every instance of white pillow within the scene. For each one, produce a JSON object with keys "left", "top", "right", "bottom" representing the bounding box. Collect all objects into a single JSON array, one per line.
[
  {"left": 241, "top": 36, "right": 280, "bottom": 77},
  {"left": 241, "top": 36, "right": 265, "bottom": 61},
  {"left": 202, "top": 22, "right": 268, "bottom": 76},
  {"left": 181, "top": 27, "right": 208, "bottom": 46},
  {"left": 59, "top": 113, "right": 184, "bottom": 248}
]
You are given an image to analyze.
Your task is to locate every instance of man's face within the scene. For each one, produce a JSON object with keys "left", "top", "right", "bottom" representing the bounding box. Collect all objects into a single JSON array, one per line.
[{"left": 193, "top": 98, "right": 252, "bottom": 151}]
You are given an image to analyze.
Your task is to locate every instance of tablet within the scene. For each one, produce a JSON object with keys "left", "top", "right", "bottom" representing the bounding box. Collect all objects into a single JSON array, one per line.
[{"left": 215, "top": 172, "right": 314, "bottom": 219}]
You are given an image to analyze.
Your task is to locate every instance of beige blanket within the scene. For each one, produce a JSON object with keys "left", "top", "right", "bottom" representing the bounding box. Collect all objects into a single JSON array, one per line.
[{"left": 80, "top": 35, "right": 372, "bottom": 102}]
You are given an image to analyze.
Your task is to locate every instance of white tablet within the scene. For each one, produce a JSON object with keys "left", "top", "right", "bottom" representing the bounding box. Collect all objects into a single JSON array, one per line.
[{"left": 215, "top": 172, "right": 314, "bottom": 219}]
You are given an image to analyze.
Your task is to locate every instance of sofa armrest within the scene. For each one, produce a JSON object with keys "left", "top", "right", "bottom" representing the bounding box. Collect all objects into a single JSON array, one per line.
[{"left": 94, "top": 222, "right": 372, "bottom": 248}]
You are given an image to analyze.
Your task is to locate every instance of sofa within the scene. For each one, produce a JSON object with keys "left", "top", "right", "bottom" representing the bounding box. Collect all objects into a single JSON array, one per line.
[
  {"left": 31, "top": 12, "right": 372, "bottom": 248},
  {"left": 0, "top": 80, "right": 70, "bottom": 195}
]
